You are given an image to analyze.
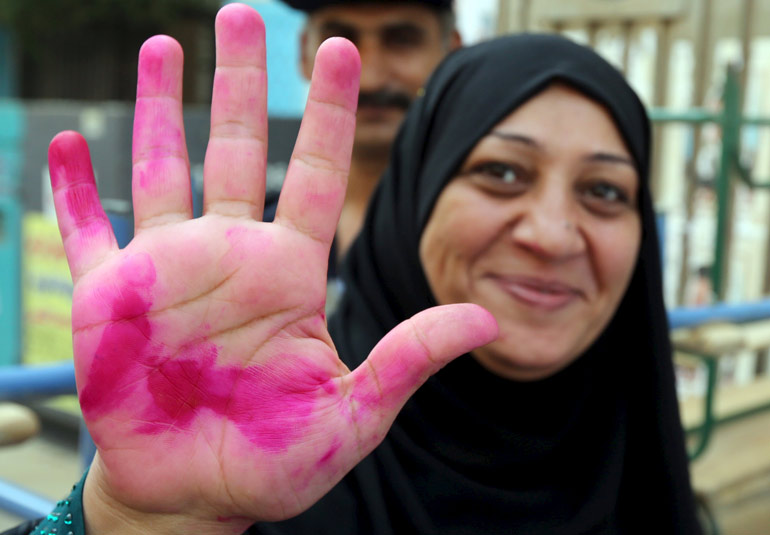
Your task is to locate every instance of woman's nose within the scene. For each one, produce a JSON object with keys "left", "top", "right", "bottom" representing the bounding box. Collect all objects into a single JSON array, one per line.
[{"left": 509, "top": 198, "right": 586, "bottom": 260}]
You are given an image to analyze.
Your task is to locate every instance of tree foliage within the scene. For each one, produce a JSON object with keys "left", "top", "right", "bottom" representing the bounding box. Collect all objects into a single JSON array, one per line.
[
  {"left": 0, "top": 0, "right": 222, "bottom": 100},
  {"left": 0, "top": 0, "right": 220, "bottom": 53}
]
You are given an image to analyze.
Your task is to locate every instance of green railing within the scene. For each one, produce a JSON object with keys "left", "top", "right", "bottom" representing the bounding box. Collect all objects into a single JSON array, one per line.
[
  {"left": 648, "top": 65, "right": 770, "bottom": 298},
  {"left": 653, "top": 66, "right": 770, "bottom": 458},
  {"left": 655, "top": 69, "right": 770, "bottom": 535}
]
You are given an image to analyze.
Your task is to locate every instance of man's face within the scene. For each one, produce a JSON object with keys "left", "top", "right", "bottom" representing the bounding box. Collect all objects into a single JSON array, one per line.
[{"left": 302, "top": 4, "right": 459, "bottom": 156}]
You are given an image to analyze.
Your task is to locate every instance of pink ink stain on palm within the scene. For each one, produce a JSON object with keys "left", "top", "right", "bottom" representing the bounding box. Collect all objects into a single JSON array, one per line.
[
  {"left": 316, "top": 436, "right": 342, "bottom": 468},
  {"left": 79, "top": 254, "right": 325, "bottom": 452},
  {"left": 225, "top": 226, "right": 250, "bottom": 241},
  {"left": 137, "top": 347, "right": 319, "bottom": 453},
  {"left": 351, "top": 353, "right": 415, "bottom": 413},
  {"left": 79, "top": 258, "right": 157, "bottom": 417},
  {"left": 224, "top": 225, "right": 274, "bottom": 263}
]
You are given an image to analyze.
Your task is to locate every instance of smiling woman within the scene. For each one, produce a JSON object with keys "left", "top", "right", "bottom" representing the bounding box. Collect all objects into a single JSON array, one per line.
[
  {"left": 283, "top": 32, "right": 703, "bottom": 535},
  {"left": 420, "top": 84, "right": 642, "bottom": 381}
]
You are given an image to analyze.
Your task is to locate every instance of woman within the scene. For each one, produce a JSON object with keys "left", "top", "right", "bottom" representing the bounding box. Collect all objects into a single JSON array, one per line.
[
  {"left": 10, "top": 4, "right": 700, "bottom": 534},
  {"left": 256, "top": 32, "right": 700, "bottom": 535}
]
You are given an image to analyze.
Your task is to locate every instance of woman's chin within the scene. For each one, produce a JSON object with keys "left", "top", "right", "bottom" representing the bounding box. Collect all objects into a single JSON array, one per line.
[{"left": 470, "top": 344, "right": 579, "bottom": 382}]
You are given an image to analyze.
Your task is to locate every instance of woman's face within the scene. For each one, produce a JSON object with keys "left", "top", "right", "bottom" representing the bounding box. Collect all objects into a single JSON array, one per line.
[{"left": 419, "top": 84, "right": 641, "bottom": 381}]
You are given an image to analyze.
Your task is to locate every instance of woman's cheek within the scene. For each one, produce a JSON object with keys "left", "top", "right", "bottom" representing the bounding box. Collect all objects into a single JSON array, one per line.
[{"left": 594, "top": 222, "right": 641, "bottom": 297}]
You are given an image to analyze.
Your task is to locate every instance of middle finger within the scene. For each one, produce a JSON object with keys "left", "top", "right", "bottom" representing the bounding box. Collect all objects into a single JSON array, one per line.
[{"left": 203, "top": 4, "right": 268, "bottom": 220}]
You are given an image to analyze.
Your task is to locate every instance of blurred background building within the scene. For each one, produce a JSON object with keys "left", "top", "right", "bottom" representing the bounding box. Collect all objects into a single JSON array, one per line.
[{"left": 1, "top": 1, "right": 770, "bottom": 533}]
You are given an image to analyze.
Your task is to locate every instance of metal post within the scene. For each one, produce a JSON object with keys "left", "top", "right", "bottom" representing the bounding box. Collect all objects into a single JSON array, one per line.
[
  {"left": 686, "top": 354, "right": 719, "bottom": 461},
  {"left": 739, "top": 0, "right": 754, "bottom": 97},
  {"left": 519, "top": 0, "right": 532, "bottom": 33},
  {"left": 496, "top": 0, "right": 512, "bottom": 35},
  {"left": 0, "top": 101, "right": 24, "bottom": 367},
  {"left": 620, "top": 20, "right": 633, "bottom": 76},
  {"left": 712, "top": 66, "right": 741, "bottom": 298},
  {"left": 0, "top": 28, "right": 17, "bottom": 98},
  {"left": 650, "top": 18, "right": 673, "bottom": 201},
  {"left": 496, "top": 0, "right": 532, "bottom": 35},
  {"left": 587, "top": 21, "right": 600, "bottom": 48},
  {"left": 677, "top": 0, "right": 714, "bottom": 306}
]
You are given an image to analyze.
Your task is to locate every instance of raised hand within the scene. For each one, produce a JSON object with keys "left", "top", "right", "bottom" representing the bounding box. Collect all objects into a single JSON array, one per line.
[{"left": 48, "top": 4, "right": 497, "bottom": 533}]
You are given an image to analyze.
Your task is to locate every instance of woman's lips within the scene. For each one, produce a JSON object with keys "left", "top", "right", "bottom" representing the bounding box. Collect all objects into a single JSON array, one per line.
[{"left": 493, "top": 275, "right": 582, "bottom": 310}]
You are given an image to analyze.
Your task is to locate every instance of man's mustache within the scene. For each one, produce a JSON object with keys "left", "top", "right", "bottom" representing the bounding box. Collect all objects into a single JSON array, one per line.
[{"left": 358, "top": 90, "right": 412, "bottom": 111}]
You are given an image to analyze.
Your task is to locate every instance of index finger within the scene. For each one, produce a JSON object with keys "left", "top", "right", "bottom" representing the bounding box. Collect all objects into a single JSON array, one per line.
[{"left": 275, "top": 38, "right": 360, "bottom": 246}]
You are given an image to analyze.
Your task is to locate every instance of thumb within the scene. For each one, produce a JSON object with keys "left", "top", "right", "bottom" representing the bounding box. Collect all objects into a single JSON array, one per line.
[{"left": 344, "top": 303, "right": 498, "bottom": 432}]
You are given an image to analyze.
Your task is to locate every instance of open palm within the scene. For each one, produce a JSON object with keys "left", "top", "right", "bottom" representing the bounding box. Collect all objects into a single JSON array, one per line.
[{"left": 48, "top": 4, "right": 496, "bottom": 531}]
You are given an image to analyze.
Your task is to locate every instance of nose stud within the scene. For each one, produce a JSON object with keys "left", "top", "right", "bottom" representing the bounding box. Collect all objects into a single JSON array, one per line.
[{"left": 564, "top": 221, "right": 574, "bottom": 230}]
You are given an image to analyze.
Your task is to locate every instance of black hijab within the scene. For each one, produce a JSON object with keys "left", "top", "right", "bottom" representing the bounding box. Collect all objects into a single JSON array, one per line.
[{"left": 253, "top": 33, "right": 701, "bottom": 535}]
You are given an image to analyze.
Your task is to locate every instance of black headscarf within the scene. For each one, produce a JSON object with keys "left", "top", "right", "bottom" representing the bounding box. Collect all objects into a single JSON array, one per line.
[{"left": 252, "top": 33, "right": 701, "bottom": 535}]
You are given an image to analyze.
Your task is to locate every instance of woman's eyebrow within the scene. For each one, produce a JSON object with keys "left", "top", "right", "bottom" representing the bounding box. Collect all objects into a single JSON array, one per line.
[
  {"left": 489, "top": 131, "right": 635, "bottom": 168},
  {"left": 490, "top": 131, "right": 537, "bottom": 146},
  {"left": 587, "top": 153, "right": 635, "bottom": 168}
]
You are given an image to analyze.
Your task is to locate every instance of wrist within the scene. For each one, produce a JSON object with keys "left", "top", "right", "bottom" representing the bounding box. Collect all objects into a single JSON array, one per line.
[{"left": 82, "top": 455, "right": 251, "bottom": 535}]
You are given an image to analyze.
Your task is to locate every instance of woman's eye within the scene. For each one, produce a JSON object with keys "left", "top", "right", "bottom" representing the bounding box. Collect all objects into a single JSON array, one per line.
[
  {"left": 461, "top": 162, "right": 530, "bottom": 196},
  {"left": 592, "top": 183, "right": 624, "bottom": 201},
  {"left": 581, "top": 181, "right": 634, "bottom": 213},
  {"left": 472, "top": 162, "right": 519, "bottom": 183},
  {"left": 462, "top": 161, "right": 529, "bottom": 196}
]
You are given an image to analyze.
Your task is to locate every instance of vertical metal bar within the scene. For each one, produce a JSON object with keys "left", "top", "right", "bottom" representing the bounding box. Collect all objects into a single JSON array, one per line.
[
  {"left": 519, "top": 0, "right": 532, "bottom": 33},
  {"left": 738, "top": 0, "right": 769, "bottom": 380},
  {"left": 620, "top": 20, "right": 633, "bottom": 76},
  {"left": 677, "top": 0, "right": 714, "bottom": 306},
  {"left": 713, "top": 66, "right": 741, "bottom": 298},
  {"left": 0, "top": 101, "right": 24, "bottom": 367},
  {"left": 651, "top": 18, "right": 673, "bottom": 201},
  {"left": 496, "top": 0, "right": 512, "bottom": 35},
  {"left": 688, "top": 355, "right": 719, "bottom": 461},
  {"left": 0, "top": 28, "right": 18, "bottom": 98},
  {"left": 587, "top": 21, "right": 600, "bottom": 48},
  {"left": 496, "top": 0, "right": 532, "bottom": 35},
  {"left": 739, "top": 0, "right": 754, "bottom": 97},
  {"left": 713, "top": 2, "right": 753, "bottom": 307}
]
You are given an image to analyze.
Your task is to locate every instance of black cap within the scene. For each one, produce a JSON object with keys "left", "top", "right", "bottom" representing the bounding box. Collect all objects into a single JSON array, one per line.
[{"left": 281, "top": 0, "right": 453, "bottom": 13}]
